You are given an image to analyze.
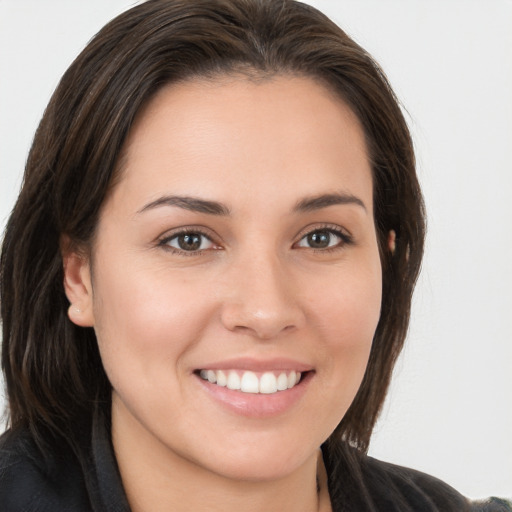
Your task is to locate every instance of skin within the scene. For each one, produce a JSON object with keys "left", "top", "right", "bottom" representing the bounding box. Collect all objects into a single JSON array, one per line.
[{"left": 64, "top": 75, "right": 382, "bottom": 512}]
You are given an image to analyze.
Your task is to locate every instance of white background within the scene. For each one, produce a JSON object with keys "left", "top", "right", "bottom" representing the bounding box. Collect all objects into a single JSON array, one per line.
[{"left": 1, "top": 0, "right": 511, "bottom": 500}]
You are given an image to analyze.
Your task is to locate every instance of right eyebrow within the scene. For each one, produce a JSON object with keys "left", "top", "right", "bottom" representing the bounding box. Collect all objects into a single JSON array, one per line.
[
  {"left": 293, "top": 191, "right": 367, "bottom": 214},
  {"left": 137, "top": 195, "right": 231, "bottom": 216}
]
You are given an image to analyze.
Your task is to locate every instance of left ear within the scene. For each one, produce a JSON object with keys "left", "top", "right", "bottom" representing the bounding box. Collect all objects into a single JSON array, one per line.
[{"left": 61, "top": 236, "right": 95, "bottom": 327}]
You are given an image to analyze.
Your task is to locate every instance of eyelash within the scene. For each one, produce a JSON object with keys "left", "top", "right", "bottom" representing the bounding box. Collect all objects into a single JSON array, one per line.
[
  {"left": 157, "top": 224, "right": 353, "bottom": 256},
  {"left": 158, "top": 227, "right": 218, "bottom": 256},
  {"left": 294, "top": 224, "right": 354, "bottom": 253}
]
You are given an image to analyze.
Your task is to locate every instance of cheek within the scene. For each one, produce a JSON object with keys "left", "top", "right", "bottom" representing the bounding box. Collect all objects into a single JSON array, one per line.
[
  {"left": 291, "top": 262, "right": 381, "bottom": 440},
  {"left": 90, "top": 260, "right": 214, "bottom": 386},
  {"left": 313, "top": 262, "right": 382, "bottom": 345},
  {"left": 309, "top": 261, "right": 382, "bottom": 389}
]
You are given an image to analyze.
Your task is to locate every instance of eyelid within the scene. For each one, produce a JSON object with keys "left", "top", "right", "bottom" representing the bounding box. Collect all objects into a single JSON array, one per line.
[
  {"left": 293, "top": 223, "right": 353, "bottom": 245},
  {"left": 155, "top": 223, "right": 352, "bottom": 255},
  {"left": 157, "top": 226, "right": 221, "bottom": 254}
]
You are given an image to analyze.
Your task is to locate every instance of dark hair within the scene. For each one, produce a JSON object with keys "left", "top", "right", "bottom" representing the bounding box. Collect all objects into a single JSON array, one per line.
[{"left": 1, "top": 0, "right": 424, "bottom": 454}]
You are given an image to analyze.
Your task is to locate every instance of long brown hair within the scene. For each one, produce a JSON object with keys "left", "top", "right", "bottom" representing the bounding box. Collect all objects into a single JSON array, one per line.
[{"left": 1, "top": 0, "right": 424, "bottom": 454}]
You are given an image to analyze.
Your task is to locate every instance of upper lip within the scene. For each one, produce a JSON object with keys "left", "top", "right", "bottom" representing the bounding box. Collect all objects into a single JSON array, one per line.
[{"left": 195, "top": 357, "right": 314, "bottom": 373}]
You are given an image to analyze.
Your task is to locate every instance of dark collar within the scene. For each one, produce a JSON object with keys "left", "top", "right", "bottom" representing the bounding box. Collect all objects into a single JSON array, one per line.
[{"left": 88, "top": 406, "right": 131, "bottom": 512}]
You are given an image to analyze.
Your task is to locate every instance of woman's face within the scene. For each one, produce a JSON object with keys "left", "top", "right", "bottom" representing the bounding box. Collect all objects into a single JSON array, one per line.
[{"left": 68, "top": 75, "right": 382, "bottom": 482}]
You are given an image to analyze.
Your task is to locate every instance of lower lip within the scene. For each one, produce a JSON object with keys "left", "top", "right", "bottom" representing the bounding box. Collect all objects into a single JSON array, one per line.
[{"left": 195, "top": 371, "right": 313, "bottom": 418}]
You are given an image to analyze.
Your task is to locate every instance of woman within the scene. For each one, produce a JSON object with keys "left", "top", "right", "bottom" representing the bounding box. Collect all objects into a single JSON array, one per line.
[{"left": 0, "top": 0, "right": 509, "bottom": 510}]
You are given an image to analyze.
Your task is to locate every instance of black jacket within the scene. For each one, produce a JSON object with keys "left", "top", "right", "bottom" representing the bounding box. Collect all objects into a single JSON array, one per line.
[{"left": 0, "top": 412, "right": 510, "bottom": 511}]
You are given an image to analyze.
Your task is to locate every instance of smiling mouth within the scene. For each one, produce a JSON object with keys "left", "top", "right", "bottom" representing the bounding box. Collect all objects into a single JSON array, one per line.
[{"left": 197, "top": 369, "right": 303, "bottom": 395}]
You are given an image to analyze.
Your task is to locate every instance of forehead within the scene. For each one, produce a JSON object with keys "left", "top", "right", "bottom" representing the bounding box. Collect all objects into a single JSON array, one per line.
[{"left": 111, "top": 74, "right": 373, "bottom": 215}]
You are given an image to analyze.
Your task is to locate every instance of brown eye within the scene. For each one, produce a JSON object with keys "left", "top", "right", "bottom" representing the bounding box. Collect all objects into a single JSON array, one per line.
[
  {"left": 178, "top": 233, "right": 201, "bottom": 251},
  {"left": 296, "top": 229, "right": 348, "bottom": 250},
  {"left": 165, "top": 232, "right": 214, "bottom": 252},
  {"left": 306, "top": 231, "right": 331, "bottom": 249}
]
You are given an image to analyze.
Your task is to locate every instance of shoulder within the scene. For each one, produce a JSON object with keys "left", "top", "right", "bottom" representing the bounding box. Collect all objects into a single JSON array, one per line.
[
  {"left": 360, "top": 455, "right": 470, "bottom": 510},
  {"left": 471, "top": 498, "right": 512, "bottom": 512},
  {"left": 324, "top": 443, "right": 509, "bottom": 511},
  {"left": 0, "top": 427, "right": 92, "bottom": 511},
  {"left": 362, "top": 455, "right": 511, "bottom": 512}
]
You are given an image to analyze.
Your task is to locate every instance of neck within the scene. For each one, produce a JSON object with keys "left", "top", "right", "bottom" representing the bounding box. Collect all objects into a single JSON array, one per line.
[{"left": 111, "top": 402, "right": 326, "bottom": 512}]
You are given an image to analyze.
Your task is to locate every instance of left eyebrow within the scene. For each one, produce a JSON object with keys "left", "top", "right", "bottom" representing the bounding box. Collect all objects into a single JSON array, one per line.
[
  {"left": 293, "top": 192, "right": 367, "bottom": 213},
  {"left": 137, "top": 195, "right": 231, "bottom": 216}
]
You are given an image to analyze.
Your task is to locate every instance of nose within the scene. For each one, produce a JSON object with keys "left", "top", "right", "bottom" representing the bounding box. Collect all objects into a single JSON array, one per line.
[{"left": 220, "top": 251, "right": 305, "bottom": 340}]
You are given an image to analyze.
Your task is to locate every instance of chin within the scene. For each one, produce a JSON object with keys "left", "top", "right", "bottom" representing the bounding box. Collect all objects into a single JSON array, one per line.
[
  {"left": 212, "top": 457, "right": 305, "bottom": 483},
  {"left": 193, "top": 435, "right": 319, "bottom": 483}
]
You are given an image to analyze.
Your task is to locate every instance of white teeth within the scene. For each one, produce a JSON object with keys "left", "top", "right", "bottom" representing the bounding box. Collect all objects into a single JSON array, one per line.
[
  {"left": 276, "top": 372, "right": 289, "bottom": 391},
  {"left": 226, "top": 371, "right": 241, "bottom": 390},
  {"left": 240, "top": 371, "right": 259, "bottom": 393},
  {"left": 287, "top": 371, "right": 297, "bottom": 389},
  {"left": 199, "top": 369, "right": 304, "bottom": 394},
  {"left": 259, "top": 372, "right": 278, "bottom": 394},
  {"left": 216, "top": 370, "right": 227, "bottom": 387}
]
